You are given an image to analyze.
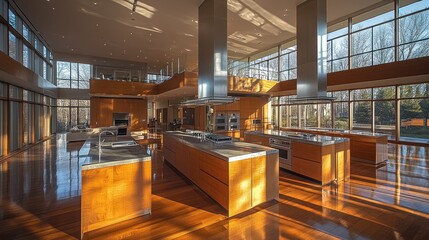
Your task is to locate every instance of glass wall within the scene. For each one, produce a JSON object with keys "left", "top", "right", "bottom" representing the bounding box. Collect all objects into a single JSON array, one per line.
[
  {"left": 56, "top": 61, "right": 91, "bottom": 89},
  {"left": 56, "top": 99, "right": 90, "bottom": 133},
  {"left": 228, "top": 1, "right": 429, "bottom": 80},
  {"left": 1, "top": 2, "right": 54, "bottom": 83},
  {"left": 399, "top": 83, "right": 429, "bottom": 143},
  {"left": 351, "top": 89, "right": 373, "bottom": 131},
  {"left": 374, "top": 86, "right": 396, "bottom": 139},
  {"left": 272, "top": 82, "right": 429, "bottom": 143},
  {"left": 333, "top": 91, "right": 350, "bottom": 129}
]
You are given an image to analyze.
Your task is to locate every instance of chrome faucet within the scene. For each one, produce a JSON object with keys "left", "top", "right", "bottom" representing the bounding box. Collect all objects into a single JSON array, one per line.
[{"left": 98, "top": 130, "right": 115, "bottom": 154}]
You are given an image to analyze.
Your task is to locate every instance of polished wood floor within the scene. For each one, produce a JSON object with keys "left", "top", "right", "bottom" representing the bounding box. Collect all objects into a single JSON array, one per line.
[{"left": 1, "top": 134, "right": 429, "bottom": 239}]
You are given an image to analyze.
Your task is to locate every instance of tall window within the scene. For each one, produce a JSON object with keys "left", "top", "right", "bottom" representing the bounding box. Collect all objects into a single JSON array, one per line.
[
  {"left": 398, "top": 1, "right": 429, "bottom": 60},
  {"left": 56, "top": 61, "right": 92, "bottom": 89},
  {"left": 56, "top": 99, "right": 90, "bottom": 132},
  {"left": 400, "top": 83, "right": 429, "bottom": 143},
  {"left": 374, "top": 86, "right": 396, "bottom": 140},
  {"left": 23, "top": 44, "right": 31, "bottom": 68},
  {"left": 279, "top": 41, "right": 297, "bottom": 81},
  {"left": 351, "top": 88, "right": 373, "bottom": 131},
  {"left": 8, "top": 8, "right": 16, "bottom": 29},
  {"left": 0, "top": 23, "right": 5, "bottom": 53},
  {"left": 351, "top": 4, "right": 395, "bottom": 68},
  {"left": 327, "top": 20, "right": 348, "bottom": 72},
  {"left": 8, "top": 32, "right": 18, "bottom": 60},
  {"left": 333, "top": 91, "right": 350, "bottom": 129}
]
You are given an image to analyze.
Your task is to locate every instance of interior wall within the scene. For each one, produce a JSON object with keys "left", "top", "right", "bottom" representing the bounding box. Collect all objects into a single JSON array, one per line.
[{"left": 90, "top": 97, "right": 148, "bottom": 131}]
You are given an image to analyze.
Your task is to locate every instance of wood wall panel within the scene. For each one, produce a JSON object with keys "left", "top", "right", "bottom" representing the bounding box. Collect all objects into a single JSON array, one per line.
[
  {"left": 90, "top": 97, "right": 147, "bottom": 131},
  {"left": 274, "top": 56, "right": 429, "bottom": 93},
  {"left": 90, "top": 80, "right": 156, "bottom": 96}
]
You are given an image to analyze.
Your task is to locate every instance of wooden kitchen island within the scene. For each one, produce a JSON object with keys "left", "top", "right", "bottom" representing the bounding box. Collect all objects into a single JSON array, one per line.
[
  {"left": 80, "top": 136, "right": 152, "bottom": 239},
  {"left": 283, "top": 128, "right": 388, "bottom": 165},
  {"left": 163, "top": 131, "right": 279, "bottom": 217},
  {"left": 244, "top": 130, "right": 350, "bottom": 186}
]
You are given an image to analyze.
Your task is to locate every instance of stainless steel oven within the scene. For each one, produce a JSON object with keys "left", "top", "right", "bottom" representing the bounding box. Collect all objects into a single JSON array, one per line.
[
  {"left": 228, "top": 113, "right": 240, "bottom": 131},
  {"left": 215, "top": 113, "right": 227, "bottom": 131},
  {"left": 269, "top": 138, "right": 292, "bottom": 170}
]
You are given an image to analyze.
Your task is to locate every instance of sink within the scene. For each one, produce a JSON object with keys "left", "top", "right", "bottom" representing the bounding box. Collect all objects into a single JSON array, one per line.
[{"left": 111, "top": 140, "right": 138, "bottom": 148}]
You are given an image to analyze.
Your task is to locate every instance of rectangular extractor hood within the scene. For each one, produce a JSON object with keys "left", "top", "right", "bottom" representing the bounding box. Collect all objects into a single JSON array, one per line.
[
  {"left": 181, "top": 0, "right": 237, "bottom": 107},
  {"left": 292, "top": 0, "right": 335, "bottom": 104}
]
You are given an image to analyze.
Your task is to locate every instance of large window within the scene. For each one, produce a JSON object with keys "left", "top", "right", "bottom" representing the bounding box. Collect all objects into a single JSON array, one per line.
[
  {"left": 23, "top": 44, "right": 31, "bottom": 68},
  {"left": 398, "top": 5, "right": 429, "bottom": 60},
  {"left": 228, "top": 1, "right": 429, "bottom": 79},
  {"left": 9, "top": 101, "right": 21, "bottom": 151},
  {"left": 0, "top": 23, "right": 6, "bottom": 53},
  {"left": 56, "top": 61, "right": 92, "bottom": 89},
  {"left": 333, "top": 91, "right": 349, "bottom": 129},
  {"left": 8, "top": 32, "right": 18, "bottom": 60},
  {"left": 400, "top": 83, "right": 429, "bottom": 143},
  {"left": 279, "top": 41, "right": 297, "bottom": 81},
  {"left": 328, "top": 20, "right": 348, "bottom": 72},
  {"left": 374, "top": 86, "right": 396, "bottom": 139},
  {"left": 56, "top": 99, "right": 90, "bottom": 132}
]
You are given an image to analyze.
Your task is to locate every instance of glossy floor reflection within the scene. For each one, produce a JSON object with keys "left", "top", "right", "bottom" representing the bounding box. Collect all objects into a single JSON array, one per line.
[{"left": 1, "top": 134, "right": 429, "bottom": 239}]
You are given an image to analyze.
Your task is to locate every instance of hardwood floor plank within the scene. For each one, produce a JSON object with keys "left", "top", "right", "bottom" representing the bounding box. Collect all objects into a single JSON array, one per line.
[{"left": 1, "top": 134, "right": 429, "bottom": 239}]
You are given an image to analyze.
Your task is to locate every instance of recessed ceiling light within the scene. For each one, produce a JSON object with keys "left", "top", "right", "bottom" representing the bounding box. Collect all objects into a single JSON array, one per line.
[
  {"left": 52, "top": 7, "right": 55, "bottom": 10},
  {"left": 62, "top": 35, "right": 65, "bottom": 39},
  {"left": 71, "top": 48, "right": 74, "bottom": 51},
  {"left": 130, "top": 32, "right": 133, "bottom": 35},
  {"left": 94, "top": 2, "right": 98, "bottom": 5},
  {"left": 110, "top": 53, "right": 113, "bottom": 55},
  {"left": 96, "top": 24, "right": 99, "bottom": 27}
]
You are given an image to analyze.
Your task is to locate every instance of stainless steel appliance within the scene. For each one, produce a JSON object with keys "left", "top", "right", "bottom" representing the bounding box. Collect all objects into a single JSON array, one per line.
[
  {"left": 215, "top": 113, "right": 227, "bottom": 131},
  {"left": 206, "top": 133, "right": 232, "bottom": 143},
  {"left": 269, "top": 138, "right": 292, "bottom": 170},
  {"left": 228, "top": 113, "right": 240, "bottom": 131}
]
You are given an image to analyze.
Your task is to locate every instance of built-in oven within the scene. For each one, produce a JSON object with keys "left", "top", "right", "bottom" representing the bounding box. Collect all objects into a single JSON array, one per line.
[
  {"left": 215, "top": 113, "right": 228, "bottom": 131},
  {"left": 269, "top": 138, "right": 292, "bottom": 170},
  {"left": 228, "top": 113, "right": 240, "bottom": 131}
]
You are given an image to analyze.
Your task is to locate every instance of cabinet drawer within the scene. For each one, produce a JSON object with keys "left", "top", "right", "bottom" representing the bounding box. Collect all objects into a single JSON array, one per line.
[
  {"left": 198, "top": 169, "right": 229, "bottom": 210},
  {"left": 199, "top": 154, "right": 229, "bottom": 185},
  {"left": 292, "top": 142, "right": 321, "bottom": 162},
  {"left": 291, "top": 156, "right": 321, "bottom": 181}
]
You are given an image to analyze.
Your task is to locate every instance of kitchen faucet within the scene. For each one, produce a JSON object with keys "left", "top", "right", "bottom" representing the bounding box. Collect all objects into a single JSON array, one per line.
[{"left": 98, "top": 130, "right": 115, "bottom": 154}]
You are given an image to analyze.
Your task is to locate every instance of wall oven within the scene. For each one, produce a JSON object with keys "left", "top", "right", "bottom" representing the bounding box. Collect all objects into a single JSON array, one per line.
[
  {"left": 228, "top": 113, "right": 240, "bottom": 131},
  {"left": 215, "top": 113, "right": 228, "bottom": 131},
  {"left": 269, "top": 138, "right": 292, "bottom": 170}
]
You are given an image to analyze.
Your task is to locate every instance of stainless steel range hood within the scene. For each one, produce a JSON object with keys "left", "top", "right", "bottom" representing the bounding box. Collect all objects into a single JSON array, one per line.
[
  {"left": 292, "top": 0, "right": 335, "bottom": 104},
  {"left": 181, "top": 0, "right": 237, "bottom": 107}
]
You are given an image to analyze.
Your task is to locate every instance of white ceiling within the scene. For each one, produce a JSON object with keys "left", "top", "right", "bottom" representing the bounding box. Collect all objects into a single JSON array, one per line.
[{"left": 13, "top": 0, "right": 388, "bottom": 73}]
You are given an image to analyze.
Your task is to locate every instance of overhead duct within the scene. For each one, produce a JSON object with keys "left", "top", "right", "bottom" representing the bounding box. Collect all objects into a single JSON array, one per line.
[
  {"left": 292, "top": 0, "right": 335, "bottom": 104},
  {"left": 181, "top": 0, "right": 237, "bottom": 106}
]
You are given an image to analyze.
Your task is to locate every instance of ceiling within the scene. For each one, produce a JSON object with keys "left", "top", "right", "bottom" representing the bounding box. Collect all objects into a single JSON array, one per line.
[{"left": 13, "top": 0, "right": 388, "bottom": 73}]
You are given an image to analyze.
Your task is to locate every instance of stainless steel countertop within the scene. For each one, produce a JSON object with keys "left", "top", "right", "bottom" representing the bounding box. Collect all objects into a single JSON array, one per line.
[
  {"left": 80, "top": 135, "right": 151, "bottom": 170},
  {"left": 245, "top": 130, "right": 349, "bottom": 146},
  {"left": 164, "top": 131, "right": 278, "bottom": 162}
]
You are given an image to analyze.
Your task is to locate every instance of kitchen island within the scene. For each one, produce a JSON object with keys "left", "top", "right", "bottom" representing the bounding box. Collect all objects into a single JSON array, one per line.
[
  {"left": 244, "top": 130, "right": 350, "bottom": 185},
  {"left": 163, "top": 131, "right": 279, "bottom": 217},
  {"left": 282, "top": 128, "right": 388, "bottom": 165},
  {"left": 80, "top": 135, "right": 151, "bottom": 239}
]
